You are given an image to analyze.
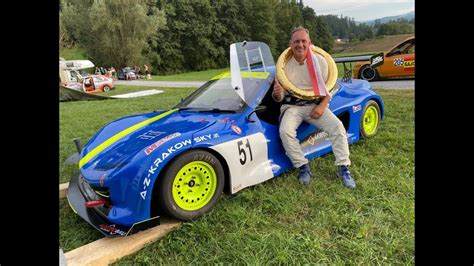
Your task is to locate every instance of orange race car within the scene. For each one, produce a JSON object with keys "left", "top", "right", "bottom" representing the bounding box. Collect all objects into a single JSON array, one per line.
[
  {"left": 83, "top": 75, "right": 114, "bottom": 93},
  {"left": 353, "top": 36, "right": 415, "bottom": 81}
]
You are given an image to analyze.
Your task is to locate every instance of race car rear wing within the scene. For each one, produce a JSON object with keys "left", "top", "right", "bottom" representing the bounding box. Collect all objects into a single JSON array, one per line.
[{"left": 333, "top": 52, "right": 384, "bottom": 82}]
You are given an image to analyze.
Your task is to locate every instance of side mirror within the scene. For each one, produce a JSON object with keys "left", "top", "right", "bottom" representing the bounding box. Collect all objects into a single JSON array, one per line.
[{"left": 247, "top": 106, "right": 267, "bottom": 122}]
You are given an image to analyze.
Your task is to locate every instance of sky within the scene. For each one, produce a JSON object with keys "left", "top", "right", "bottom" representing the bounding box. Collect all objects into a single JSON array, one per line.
[{"left": 304, "top": 0, "right": 415, "bottom": 22}]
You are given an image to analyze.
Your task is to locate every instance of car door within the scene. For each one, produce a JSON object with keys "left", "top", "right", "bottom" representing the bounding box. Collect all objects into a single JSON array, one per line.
[{"left": 378, "top": 38, "right": 415, "bottom": 78}]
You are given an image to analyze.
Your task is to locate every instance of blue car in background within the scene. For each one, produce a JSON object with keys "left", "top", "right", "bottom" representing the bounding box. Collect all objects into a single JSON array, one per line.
[
  {"left": 67, "top": 41, "right": 384, "bottom": 237},
  {"left": 117, "top": 67, "right": 138, "bottom": 80}
]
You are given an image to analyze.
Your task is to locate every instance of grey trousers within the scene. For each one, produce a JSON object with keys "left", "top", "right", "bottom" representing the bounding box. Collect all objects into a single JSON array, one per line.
[{"left": 279, "top": 104, "right": 351, "bottom": 168}]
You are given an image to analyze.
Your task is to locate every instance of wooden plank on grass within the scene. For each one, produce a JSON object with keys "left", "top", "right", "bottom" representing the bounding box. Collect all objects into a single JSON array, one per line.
[
  {"left": 60, "top": 182, "right": 69, "bottom": 199},
  {"left": 64, "top": 218, "right": 181, "bottom": 266}
]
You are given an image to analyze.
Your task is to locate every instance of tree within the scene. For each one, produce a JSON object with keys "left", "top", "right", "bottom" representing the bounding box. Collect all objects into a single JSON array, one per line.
[
  {"left": 274, "top": 0, "right": 303, "bottom": 53},
  {"left": 376, "top": 21, "right": 414, "bottom": 36},
  {"left": 150, "top": 0, "right": 227, "bottom": 73},
  {"left": 302, "top": 7, "right": 333, "bottom": 51},
  {"left": 61, "top": 0, "right": 166, "bottom": 68},
  {"left": 245, "top": 0, "right": 278, "bottom": 57},
  {"left": 320, "top": 14, "right": 350, "bottom": 39},
  {"left": 212, "top": 0, "right": 251, "bottom": 67},
  {"left": 59, "top": 13, "right": 75, "bottom": 49}
]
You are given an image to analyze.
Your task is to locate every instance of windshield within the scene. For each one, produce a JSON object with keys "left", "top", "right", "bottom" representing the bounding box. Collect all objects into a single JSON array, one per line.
[
  {"left": 176, "top": 41, "right": 275, "bottom": 112},
  {"left": 176, "top": 71, "right": 273, "bottom": 112},
  {"left": 175, "top": 77, "right": 245, "bottom": 112}
]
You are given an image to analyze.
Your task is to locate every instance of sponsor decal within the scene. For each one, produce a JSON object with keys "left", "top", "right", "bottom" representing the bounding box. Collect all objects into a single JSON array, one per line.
[
  {"left": 98, "top": 224, "right": 126, "bottom": 236},
  {"left": 370, "top": 52, "right": 384, "bottom": 68},
  {"left": 141, "top": 139, "right": 192, "bottom": 200},
  {"left": 270, "top": 161, "right": 281, "bottom": 174},
  {"left": 308, "top": 131, "right": 329, "bottom": 146},
  {"left": 231, "top": 125, "right": 242, "bottom": 135},
  {"left": 403, "top": 60, "right": 415, "bottom": 69},
  {"left": 144, "top": 132, "right": 181, "bottom": 155},
  {"left": 194, "top": 133, "right": 220, "bottom": 143},
  {"left": 393, "top": 58, "right": 404, "bottom": 67},
  {"left": 232, "top": 184, "right": 242, "bottom": 192},
  {"left": 217, "top": 117, "right": 229, "bottom": 123},
  {"left": 352, "top": 104, "right": 362, "bottom": 113},
  {"left": 372, "top": 55, "right": 383, "bottom": 65},
  {"left": 394, "top": 57, "right": 415, "bottom": 69},
  {"left": 92, "top": 159, "right": 101, "bottom": 167},
  {"left": 137, "top": 130, "right": 165, "bottom": 140}
]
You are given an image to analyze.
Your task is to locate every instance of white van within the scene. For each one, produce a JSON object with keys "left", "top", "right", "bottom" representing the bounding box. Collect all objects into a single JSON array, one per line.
[{"left": 59, "top": 59, "right": 94, "bottom": 84}]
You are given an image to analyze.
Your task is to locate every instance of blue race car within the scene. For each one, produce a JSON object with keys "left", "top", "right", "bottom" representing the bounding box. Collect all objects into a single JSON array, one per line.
[{"left": 67, "top": 42, "right": 384, "bottom": 237}]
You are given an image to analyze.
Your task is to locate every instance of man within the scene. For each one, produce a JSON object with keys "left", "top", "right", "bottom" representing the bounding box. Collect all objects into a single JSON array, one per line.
[
  {"left": 144, "top": 64, "right": 151, "bottom": 80},
  {"left": 272, "top": 26, "right": 356, "bottom": 188}
]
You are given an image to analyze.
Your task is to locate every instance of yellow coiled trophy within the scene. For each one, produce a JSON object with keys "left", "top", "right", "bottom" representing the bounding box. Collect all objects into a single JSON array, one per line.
[{"left": 276, "top": 45, "right": 338, "bottom": 100}]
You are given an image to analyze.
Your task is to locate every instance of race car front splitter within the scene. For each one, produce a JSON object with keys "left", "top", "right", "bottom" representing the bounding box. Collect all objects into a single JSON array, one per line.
[{"left": 67, "top": 173, "right": 160, "bottom": 237}]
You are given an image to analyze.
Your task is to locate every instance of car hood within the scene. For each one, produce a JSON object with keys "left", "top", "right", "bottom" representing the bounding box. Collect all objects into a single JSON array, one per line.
[{"left": 79, "top": 109, "right": 218, "bottom": 173}]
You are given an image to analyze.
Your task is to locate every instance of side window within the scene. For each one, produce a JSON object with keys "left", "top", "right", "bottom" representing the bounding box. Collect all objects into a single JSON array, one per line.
[
  {"left": 406, "top": 41, "right": 415, "bottom": 54},
  {"left": 70, "top": 71, "right": 78, "bottom": 82},
  {"left": 389, "top": 40, "right": 414, "bottom": 56}
]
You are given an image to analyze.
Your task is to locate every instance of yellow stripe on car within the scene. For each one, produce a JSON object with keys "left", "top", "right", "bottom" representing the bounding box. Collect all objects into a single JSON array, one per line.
[
  {"left": 79, "top": 109, "right": 178, "bottom": 169},
  {"left": 210, "top": 71, "right": 270, "bottom": 80}
]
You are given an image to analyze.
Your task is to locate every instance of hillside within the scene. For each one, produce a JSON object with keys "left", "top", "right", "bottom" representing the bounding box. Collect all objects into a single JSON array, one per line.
[
  {"left": 332, "top": 34, "right": 414, "bottom": 55},
  {"left": 358, "top": 11, "right": 414, "bottom": 26}
]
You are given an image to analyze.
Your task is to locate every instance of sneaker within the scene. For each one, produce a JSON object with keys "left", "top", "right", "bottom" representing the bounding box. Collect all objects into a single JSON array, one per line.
[
  {"left": 298, "top": 164, "right": 312, "bottom": 185},
  {"left": 338, "top": 165, "right": 356, "bottom": 189}
]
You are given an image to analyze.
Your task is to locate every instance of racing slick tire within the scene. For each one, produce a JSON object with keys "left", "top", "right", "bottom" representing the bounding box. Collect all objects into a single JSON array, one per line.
[
  {"left": 360, "top": 100, "right": 381, "bottom": 138},
  {"left": 102, "top": 85, "right": 111, "bottom": 92},
  {"left": 359, "top": 65, "right": 379, "bottom": 81},
  {"left": 155, "top": 150, "right": 225, "bottom": 221}
]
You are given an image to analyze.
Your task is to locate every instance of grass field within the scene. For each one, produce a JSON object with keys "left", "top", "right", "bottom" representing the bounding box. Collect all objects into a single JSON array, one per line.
[{"left": 60, "top": 88, "right": 414, "bottom": 264}]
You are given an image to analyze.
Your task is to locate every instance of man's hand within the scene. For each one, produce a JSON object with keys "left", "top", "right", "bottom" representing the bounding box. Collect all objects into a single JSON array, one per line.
[
  {"left": 309, "top": 96, "right": 330, "bottom": 119},
  {"left": 272, "top": 80, "right": 284, "bottom": 102},
  {"left": 310, "top": 104, "right": 326, "bottom": 118}
]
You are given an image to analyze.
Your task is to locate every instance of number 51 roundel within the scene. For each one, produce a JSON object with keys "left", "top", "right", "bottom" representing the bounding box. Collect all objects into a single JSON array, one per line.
[{"left": 210, "top": 133, "right": 274, "bottom": 193}]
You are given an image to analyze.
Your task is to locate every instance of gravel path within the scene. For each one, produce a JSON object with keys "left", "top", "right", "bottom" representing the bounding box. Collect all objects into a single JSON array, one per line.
[
  {"left": 114, "top": 80, "right": 204, "bottom": 88},
  {"left": 369, "top": 79, "right": 414, "bottom": 89}
]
